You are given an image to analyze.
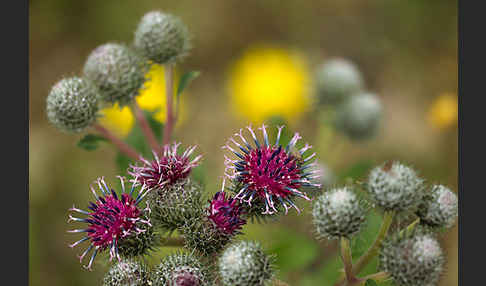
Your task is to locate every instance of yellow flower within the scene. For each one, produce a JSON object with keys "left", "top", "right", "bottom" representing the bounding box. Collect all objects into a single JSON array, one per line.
[
  {"left": 227, "top": 45, "right": 312, "bottom": 123},
  {"left": 427, "top": 93, "right": 458, "bottom": 130},
  {"left": 98, "top": 103, "right": 134, "bottom": 137},
  {"left": 98, "top": 64, "right": 187, "bottom": 137}
]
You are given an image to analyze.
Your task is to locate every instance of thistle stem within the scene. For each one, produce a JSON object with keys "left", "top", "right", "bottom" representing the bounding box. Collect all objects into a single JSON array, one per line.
[
  {"left": 162, "top": 63, "right": 175, "bottom": 146},
  {"left": 340, "top": 237, "right": 356, "bottom": 284},
  {"left": 272, "top": 278, "right": 290, "bottom": 286},
  {"left": 161, "top": 236, "right": 184, "bottom": 247},
  {"left": 357, "top": 271, "right": 389, "bottom": 283},
  {"left": 334, "top": 211, "right": 395, "bottom": 286},
  {"left": 132, "top": 101, "right": 160, "bottom": 151},
  {"left": 93, "top": 123, "right": 140, "bottom": 160}
]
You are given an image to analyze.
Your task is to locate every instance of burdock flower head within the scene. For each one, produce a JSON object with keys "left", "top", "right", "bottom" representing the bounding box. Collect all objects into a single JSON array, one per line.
[
  {"left": 129, "top": 142, "right": 201, "bottom": 190},
  {"left": 67, "top": 176, "right": 153, "bottom": 270},
  {"left": 223, "top": 124, "right": 321, "bottom": 215},
  {"left": 207, "top": 182, "right": 246, "bottom": 235}
]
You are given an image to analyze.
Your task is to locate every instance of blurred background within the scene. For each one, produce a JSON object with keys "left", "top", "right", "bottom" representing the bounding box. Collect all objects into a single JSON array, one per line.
[{"left": 29, "top": 0, "right": 457, "bottom": 285}]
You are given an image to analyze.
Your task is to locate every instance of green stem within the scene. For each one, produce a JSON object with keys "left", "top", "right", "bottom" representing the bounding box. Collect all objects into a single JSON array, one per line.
[
  {"left": 161, "top": 236, "right": 184, "bottom": 247},
  {"left": 341, "top": 237, "right": 355, "bottom": 284},
  {"left": 357, "top": 271, "right": 389, "bottom": 284},
  {"left": 399, "top": 217, "right": 420, "bottom": 237},
  {"left": 334, "top": 211, "right": 395, "bottom": 286}
]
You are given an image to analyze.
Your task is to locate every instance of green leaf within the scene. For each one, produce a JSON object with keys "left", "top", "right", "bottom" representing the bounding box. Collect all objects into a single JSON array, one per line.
[
  {"left": 115, "top": 152, "right": 132, "bottom": 174},
  {"left": 176, "top": 71, "right": 200, "bottom": 97},
  {"left": 175, "top": 71, "right": 200, "bottom": 119},
  {"left": 77, "top": 134, "right": 107, "bottom": 151},
  {"left": 365, "top": 279, "right": 378, "bottom": 286},
  {"left": 143, "top": 109, "right": 164, "bottom": 141}
]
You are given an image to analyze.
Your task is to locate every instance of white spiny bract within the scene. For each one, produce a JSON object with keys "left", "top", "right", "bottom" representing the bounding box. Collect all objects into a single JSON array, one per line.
[
  {"left": 379, "top": 230, "right": 444, "bottom": 286},
  {"left": 152, "top": 252, "right": 211, "bottom": 286},
  {"left": 218, "top": 241, "right": 274, "bottom": 286},
  {"left": 315, "top": 58, "right": 364, "bottom": 105},
  {"left": 46, "top": 77, "right": 99, "bottom": 133},
  {"left": 367, "top": 161, "right": 425, "bottom": 212},
  {"left": 417, "top": 184, "right": 458, "bottom": 229},
  {"left": 83, "top": 43, "right": 147, "bottom": 106},
  {"left": 103, "top": 258, "right": 150, "bottom": 286},
  {"left": 134, "top": 11, "right": 191, "bottom": 64},
  {"left": 312, "top": 187, "right": 367, "bottom": 239},
  {"left": 334, "top": 92, "right": 382, "bottom": 140}
]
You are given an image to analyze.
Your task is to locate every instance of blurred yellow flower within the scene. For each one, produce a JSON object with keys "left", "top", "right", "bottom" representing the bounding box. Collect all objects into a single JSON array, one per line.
[
  {"left": 428, "top": 93, "right": 458, "bottom": 130},
  {"left": 227, "top": 45, "right": 312, "bottom": 123},
  {"left": 98, "top": 103, "right": 134, "bottom": 137},
  {"left": 98, "top": 64, "right": 187, "bottom": 137}
]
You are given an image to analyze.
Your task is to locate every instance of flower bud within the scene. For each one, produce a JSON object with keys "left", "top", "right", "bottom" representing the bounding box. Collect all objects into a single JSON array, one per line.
[
  {"left": 180, "top": 216, "right": 232, "bottom": 257},
  {"left": 46, "top": 77, "right": 99, "bottom": 133},
  {"left": 103, "top": 258, "right": 150, "bottom": 286},
  {"left": 152, "top": 252, "right": 211, "bottom": 286},
  {"left": 146, "top": 179, "right": 204, "bottom": 232},
  {"left": 417, "top": 184, "right": 458, "bottom": 229},
  {"left": 83, "top": 43, "right": 147, "bottom": 106},
  {"left": 312, "top": 187, "right": 367, "bottom": 240},
  {"left": 367, "top": 162, "right": 425, "bottom": 212},
  {"left": 379, "top": 230, "right": 444, "bottom": 286},
  {"left": 315, "top": 58, "right": 364, "bottom": 105},
  {"left": 218, "top": 241, "right": 274, "bottom": 286},
  {"left": 334, "top": 92, "right": 382, "bottom": 141},
  {"left": 134, "top": 11, "right": 191, "bottom": 64}
]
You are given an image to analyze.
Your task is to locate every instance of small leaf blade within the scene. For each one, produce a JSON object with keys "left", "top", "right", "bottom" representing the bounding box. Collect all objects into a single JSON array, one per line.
[{"left": 77, "top": 134, "right": 107, "bottom": 151}]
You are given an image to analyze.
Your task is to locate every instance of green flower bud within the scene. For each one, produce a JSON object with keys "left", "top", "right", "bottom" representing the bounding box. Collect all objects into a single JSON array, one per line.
[
  {"left": 315, "top": 58, "right": 364, "bottom": 105},
  {"left": 334, "top": 92, "right": 382, "bottom": 141},
  {"left": 117, "top": 214, "right": 160, "bottom": 258},
  {"left": 152, "top": 252, "right": 212, "bottom": 286},
  {"left": 134, "top": 11, "right": 191, "bottom": 64},
  {"left": 103, "top": 258, "right": 150, "bottom": 286},
  {"left": 312, "top": 187, "right": 367, "bottom": 240},
  {"left": 367, "top": 162, "right": 425, "bottom": 212},
  {"left": 146, "top": 179, "right": 204, "bottom": 232},
  {"left": 83, "top": 43, "right": 147, "bottom": 106},
  {"left": 180, "top": 216, "right": 232, "bottom": 257},
  {"left": 417, "top": 185, "right": 458, "bottom": 229},
  {"left": 379, "top": 230, "right": 444, "bottom": 286},
  {"left": 218, "top": 241, "right": 274, "bottom": 286},
  {"left": 46, "top": 77, "right": 99, "bottom": 133}
]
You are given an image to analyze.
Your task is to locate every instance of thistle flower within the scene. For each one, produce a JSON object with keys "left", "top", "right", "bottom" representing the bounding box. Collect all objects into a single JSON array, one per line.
[
  {"left": 103, "top": 258, "right": 150, "bottom": 286},
  {"left": 312, "top": 187, "right": 368, "bottom": 240},
  {"left": 129, "top": 143, "right": 202, "bottom": 190},
  {"left": 218, "top": 241, "right": 274, "bottom": 286},
  {"left": 152, "top": 252, "right": 212, "bottom": 286},
  {"left": 367, "top": 161, "right": 425, "bottom": 212},
  {"left": 67, "top": 177, "right": 152, "bottom": 270},
  {"left": 46, "top": 77, "right": 99, "bottom": 133},
  {"left": 181, "top": 216, "right": 233, "bottom": 257},
  {"left": 417, "top": 185, "right": 458, "bottom": 229},
  {"left": 223, "top": 124, "right": 321, "bottom": 215},
  {"left": 379, "top": 230, "right": 444, "bottom": 286},
  {"left": 315, "top": 58, "right": 364, "bottom": 105},
  {"left": 134, "top": 11, "right": 191, "bottom": 64},
  {"left": 83, "top": 43, "right": 148, "bottom": 106},
  {"left": 207, "top": 183, "right": 246, "bottom": 235}
]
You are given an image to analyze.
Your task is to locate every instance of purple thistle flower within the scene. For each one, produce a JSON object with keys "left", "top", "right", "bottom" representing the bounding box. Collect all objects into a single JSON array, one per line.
[
  {"left": 128, "top": 142, "right": 202, "bottom": 190},
  {"left": 223, "top": 124, "right": 321, "bottom": 215},
  {"left": 207, "top": 181, "right": 246, "bottom": 235},
  {"left": 67, "top": 176, "right": 151, "bottom": 270}
]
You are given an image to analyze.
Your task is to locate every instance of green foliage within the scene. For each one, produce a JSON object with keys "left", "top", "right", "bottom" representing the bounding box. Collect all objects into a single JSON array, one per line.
[
  {"left": 365, "top": 279, "right": 378, "bottom": 286},
  {"left": 77, "top": 134, "right": 107, "bottom": 151}
]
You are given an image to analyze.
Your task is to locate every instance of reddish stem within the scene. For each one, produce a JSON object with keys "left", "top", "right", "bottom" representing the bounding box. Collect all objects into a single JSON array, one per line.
[
  {"left": 132, "top": 101, "right": 160, "bottom": 151},
  {"left": 93, "top": 123, "right": 140, "bottom": 161},
  {"left": 162, "top": 64, "right": 175, "bottom": 146}
]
